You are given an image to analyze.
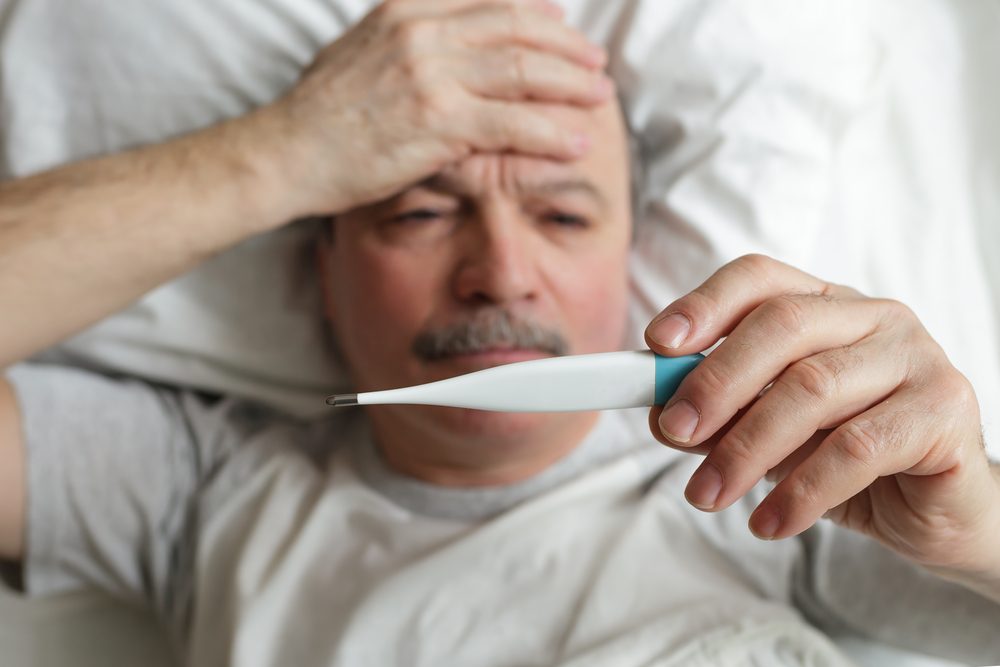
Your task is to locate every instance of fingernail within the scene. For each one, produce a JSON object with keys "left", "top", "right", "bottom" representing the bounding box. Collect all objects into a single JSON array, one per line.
[
  {"left": 649, "top": 313, "right": 691, "bottom": 349},
  {"left": 658, "top": 399, "right": 700, "bottom": 443},
  {"left": 751, "top": 506, "right": 781, "bottom": 540},
  {"left": 571, "top": 133, "right": 590, "bottom": 156},
  {"left": 686, "top": 463, "right": 722, "bottom": 510}
]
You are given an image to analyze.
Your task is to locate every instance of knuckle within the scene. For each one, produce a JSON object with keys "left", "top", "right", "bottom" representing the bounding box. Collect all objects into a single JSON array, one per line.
[
  {"left": 786, "top": 356, "right": 841, "bottom": 403},
  {"left": 782, "top": 473, "right": 825, "bottom": 516},
  {"left": 395, "top": 18, "right": 434, "bottom": 51},
  {"left": 833, "top": 419, "right": 883, "bottom": 467},
  {"left": 407, "top": 75, "right": 452, "bottom": 126},
  {"left": 693, "top": 359, "right": 739, "bottom": 400},
  {"left": 716, "top": 428, "right": 759, "bottom": 471},
  {"left": 875, "top": 298, "right": 917, "bottom": 329},
  {"left": 940, "top": 368, "right": 978, "bottom": 412},
  {"left": 731, "top": 253, "right": 776, "bottom": 278},
  {"left": 886, "top": 298, "right": 916, "bottom": 320},
  {"left": 676, "top": 290, "right": 719, "bottom": 327},
  {"left": 417, "top": 90, "right": 452, "bottom": 126},
  {"left": 400, "top": 54, "right": 434, "bottom": 84},
  {"left": 761, "top": 294, "right": 812, "bottom": 338}
]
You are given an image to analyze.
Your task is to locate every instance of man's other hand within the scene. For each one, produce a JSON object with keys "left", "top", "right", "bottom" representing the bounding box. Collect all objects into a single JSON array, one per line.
[{"left": 644, "top": 254, "right": 1000, "bottom": 598}]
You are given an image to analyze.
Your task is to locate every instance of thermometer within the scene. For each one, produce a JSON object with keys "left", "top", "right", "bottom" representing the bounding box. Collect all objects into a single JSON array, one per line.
[{"left": 326, "top": 350, "right": 703, "bottom": 412}]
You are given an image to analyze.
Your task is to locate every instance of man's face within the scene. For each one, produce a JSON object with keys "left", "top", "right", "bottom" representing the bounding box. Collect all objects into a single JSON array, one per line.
[{"left": 322, "top": 100, "right": 632, "bottom": 444}]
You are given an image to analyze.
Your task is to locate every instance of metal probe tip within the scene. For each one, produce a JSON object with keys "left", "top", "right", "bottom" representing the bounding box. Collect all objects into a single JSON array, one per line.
[{"left": 326, "top": 394, "right": 359, "bottom": 407}]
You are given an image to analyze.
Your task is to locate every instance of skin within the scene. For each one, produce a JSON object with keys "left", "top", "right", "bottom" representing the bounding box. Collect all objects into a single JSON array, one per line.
[
  {"left": 646, "top": 255, "right": 1000, "bottom": 601},
  {"left": 0, "top": 0, "right": 611, "bottom": 371},
  {"left": 0, "top": 0, "right": 997, "bottom": 610},
  {"left": 319, "top": 100, "right": 633, "bottom": 486},
  {"left": 0, "top": 0, "right": 610, "bottom": 559}
]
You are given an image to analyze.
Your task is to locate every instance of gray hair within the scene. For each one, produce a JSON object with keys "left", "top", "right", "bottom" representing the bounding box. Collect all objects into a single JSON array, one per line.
[{"left": 620, "top": 94, "right": 647, "bottom": 235}]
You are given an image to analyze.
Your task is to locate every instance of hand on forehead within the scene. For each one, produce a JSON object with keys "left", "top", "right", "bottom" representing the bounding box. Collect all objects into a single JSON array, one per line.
[
  {"left": 451, "top": 98, "right": 626, "bottom": 176},
  {"left": 362, "top": 98, "right": 630, "bottom": 213}
]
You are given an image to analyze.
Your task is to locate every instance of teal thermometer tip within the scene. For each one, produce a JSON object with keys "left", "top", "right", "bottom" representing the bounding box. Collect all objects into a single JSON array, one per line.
[{"left": 654, "top": 353, "right": 704, "bottom": 405}]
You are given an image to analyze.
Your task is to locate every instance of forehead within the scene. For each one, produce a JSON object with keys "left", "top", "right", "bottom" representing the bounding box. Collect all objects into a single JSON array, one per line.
[
  {"left": 438, "top": 100, "right": 629, "bottom": 194},
  {"left": 336, "top": 101, "right": 631, "bottom": 222}
]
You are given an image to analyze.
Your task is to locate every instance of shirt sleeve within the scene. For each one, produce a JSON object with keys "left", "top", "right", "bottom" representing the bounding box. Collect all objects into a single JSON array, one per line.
[
  {"left": 792, "top": 518, "right": 1000, "bottom": 664},
  {"left": 4, "top": 362, "right": 251, "bottom": 621},
  {"left": 676, "top": 469, "right": 1000, "bottom": 664}
]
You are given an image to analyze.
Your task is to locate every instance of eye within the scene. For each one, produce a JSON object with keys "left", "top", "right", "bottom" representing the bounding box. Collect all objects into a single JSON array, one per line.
[
  {"left": 544, "top": 211, "right": 589, "bottom": 228},
  {"left": 391, "top": 208, "right": 444, "bottom": 223}
]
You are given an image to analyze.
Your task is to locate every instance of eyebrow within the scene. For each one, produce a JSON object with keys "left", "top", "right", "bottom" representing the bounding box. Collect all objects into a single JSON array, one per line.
[{"left": 415, "top": 174, "right": 610, "bottom": 214}]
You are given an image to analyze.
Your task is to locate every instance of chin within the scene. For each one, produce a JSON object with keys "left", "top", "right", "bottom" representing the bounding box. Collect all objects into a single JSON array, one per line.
[
  {"left": 363, "top": 351, "right": 599, "bottom": 450},
  {"left": 416, "top": 349, "right": 556, "bottom": 383},
  {"left": 417, "top": 405, "right": 564, "bottom": 443}
]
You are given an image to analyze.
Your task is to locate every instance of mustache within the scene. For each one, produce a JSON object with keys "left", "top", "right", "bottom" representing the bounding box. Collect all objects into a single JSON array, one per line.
[{"left": 412, "top": 309, "right": 569, "bottom": 361}]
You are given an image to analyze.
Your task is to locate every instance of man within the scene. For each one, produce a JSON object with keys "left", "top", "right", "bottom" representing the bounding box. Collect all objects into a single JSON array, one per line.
[{"left": 1, "top": 1, "right": 998, "bottom": 665}]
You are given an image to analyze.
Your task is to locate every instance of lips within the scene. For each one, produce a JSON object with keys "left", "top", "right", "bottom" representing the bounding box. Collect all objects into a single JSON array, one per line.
[{"left": 438, "top": 348, "right": 554, "bottom": 367}]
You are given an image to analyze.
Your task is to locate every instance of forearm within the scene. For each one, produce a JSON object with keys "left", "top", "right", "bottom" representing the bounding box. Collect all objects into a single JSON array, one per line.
[{"left": 0, "top": 109, "right": 293, "bottom": 368}]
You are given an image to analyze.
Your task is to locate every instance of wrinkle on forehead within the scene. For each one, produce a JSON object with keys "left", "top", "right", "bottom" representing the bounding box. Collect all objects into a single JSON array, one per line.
[
  {"left": 420, "top": 167, "right": 612, "bottom": 214},
  {"left": 342, "top": 99, "right": 630, "bottom": 219},
  {"left": 420, "top": 100, "right": 628, "bottom": 200}
]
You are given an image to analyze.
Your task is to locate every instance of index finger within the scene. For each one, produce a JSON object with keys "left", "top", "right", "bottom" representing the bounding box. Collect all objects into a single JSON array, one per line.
[
  {"left": 643, "top": 254, "right": 866, "bottom": 450},
  {"left": 449, "top": 2, "right": 606, "bottom": 68},
  {"left": 643, "top": 254, "right": 851, "bottom": 355}
]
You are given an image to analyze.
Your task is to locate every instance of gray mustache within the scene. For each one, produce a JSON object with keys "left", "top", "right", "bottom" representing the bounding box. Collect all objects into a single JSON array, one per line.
[{"left": 412, "top": 309, "right": 569, "bottom": 361}]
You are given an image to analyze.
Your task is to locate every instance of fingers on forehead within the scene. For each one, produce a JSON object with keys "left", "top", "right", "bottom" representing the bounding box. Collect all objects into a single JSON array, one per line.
[
  {"left": 381, "top": 0, "right": 548, "bottom": 16},
  {"left": 383, "top": 0, "right": 602, "bottom": 66},
  {"left": 457, "top": 5, "right": 600, "bottom": 64}
]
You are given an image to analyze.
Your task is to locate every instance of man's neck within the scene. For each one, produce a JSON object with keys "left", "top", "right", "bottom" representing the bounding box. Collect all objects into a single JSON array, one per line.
[{"left": 366, "top": 408, "right": 601, "bottom": 487}]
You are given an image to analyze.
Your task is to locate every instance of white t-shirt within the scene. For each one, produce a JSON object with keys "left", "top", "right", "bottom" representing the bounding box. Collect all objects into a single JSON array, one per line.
[{"left": 8, "top": 363, "right": 1000, "bottom": 666}]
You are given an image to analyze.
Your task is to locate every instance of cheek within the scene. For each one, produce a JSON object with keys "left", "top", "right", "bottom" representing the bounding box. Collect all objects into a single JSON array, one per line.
[
  {"left": 549, "top": 249, "right": 630, "bottom": 352},
  {"left": 330, "top": 245, "right": 442, "bottom": 385}
]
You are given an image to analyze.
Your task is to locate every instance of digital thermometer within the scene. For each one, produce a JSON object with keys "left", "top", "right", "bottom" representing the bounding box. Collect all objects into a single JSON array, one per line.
[{"left": 326, "top": 350, "right": 703, "bottom": 412}]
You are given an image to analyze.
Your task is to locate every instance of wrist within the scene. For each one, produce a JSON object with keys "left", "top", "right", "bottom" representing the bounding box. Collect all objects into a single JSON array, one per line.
[
  {"left": 205, "top": 108, "right": 314, "bottom": 232},
  {"left": 927, "top": 470, "right": 1000, "bottom": 604},
  {"left": 233, "top": 100, "right": 356, "bottom": 223}
]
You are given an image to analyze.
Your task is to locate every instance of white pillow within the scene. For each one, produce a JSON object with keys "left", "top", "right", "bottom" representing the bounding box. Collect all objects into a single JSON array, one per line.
[{"left": 2, "top": 0, "right": 997, "bottom": 458}]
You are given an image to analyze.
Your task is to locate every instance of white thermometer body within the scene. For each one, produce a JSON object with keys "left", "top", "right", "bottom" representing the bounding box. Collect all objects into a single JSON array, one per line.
[{"left": 327, "top": 350, "right": 704, "bottom": 412}]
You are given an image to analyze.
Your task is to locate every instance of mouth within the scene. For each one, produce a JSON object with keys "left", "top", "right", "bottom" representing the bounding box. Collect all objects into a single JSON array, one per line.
[{"left": 434, "top": 348, "right": 555, "bottom": 368}]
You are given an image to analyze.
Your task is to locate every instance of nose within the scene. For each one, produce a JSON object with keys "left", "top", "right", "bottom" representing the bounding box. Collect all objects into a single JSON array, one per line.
[{"left": 451, "top": 206, "right": 539, "bottom": 307}]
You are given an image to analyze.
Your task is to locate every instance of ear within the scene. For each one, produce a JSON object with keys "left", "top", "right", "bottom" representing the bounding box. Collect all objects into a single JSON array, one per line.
[{"left": 315, "top": 227, "right": 336, "bottom": 324}]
